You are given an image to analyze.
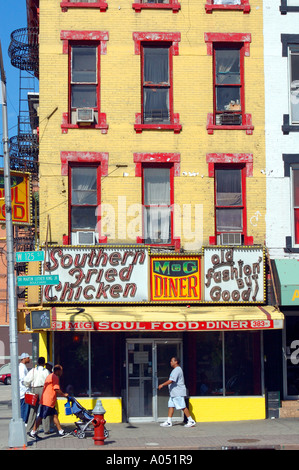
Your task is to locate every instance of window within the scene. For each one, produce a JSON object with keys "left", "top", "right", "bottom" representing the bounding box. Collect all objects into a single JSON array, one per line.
[
  {"left": 205, "top": 33, "right": 253, "bottom": 134},
  {"left": 289, "top": 48, "right": 299, "bottom": 124},
  {"left": 292, "top": 167, "right": 299, "bottom": 245},
  {"left": 280, "top": 0, "right": 299, "bottom": 14},
  {"left": 205, "top": 0, "right": 250, "bottom": 13},
  {"left": 61, "top": 0, "right": 108, "bottom": 12},
  {"left": 143, "top": 165, "right": 173, "bottom": 245},
  {"left": 132, "top": 0, "right": 181, "bottom": 13},
  {"left": 60, "top": 151, "right": 108, "bottom": 244},
  {"left": 133, "top": 32, "right": 182, "bottom": 133},
  {"left": 134, "top": 152, "right": 181, "bottom": 249},
  {"left": 195, "top": 331, "right": 262, "bottom": 396},
  {"left": 60, "top": 31, "right": 109, "bottom": 134},
  {"left": 206, "top": 153, "right": 253, "bottom": 245}
]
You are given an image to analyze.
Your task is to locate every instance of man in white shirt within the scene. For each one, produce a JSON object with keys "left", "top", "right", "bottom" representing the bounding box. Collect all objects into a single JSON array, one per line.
[
  {"left": 19, "top": 352, "right": 30, "bottom": 423},
  {"left": 24, "top": 356, "right": 50, "bottom": 433},
  {"left": 158, "top": 357, "right": 196, "bottom": 428}
]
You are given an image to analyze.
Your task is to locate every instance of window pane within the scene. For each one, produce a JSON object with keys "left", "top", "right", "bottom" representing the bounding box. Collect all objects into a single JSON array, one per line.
[
  {"left": 216, "top": 169, "right": 242, "bottom": 206},
  {"left": 144, "top": 167, "right": 170, "bottom": 205},
  {"left": 216, "top": 208, "right": 243, "bottom": 231},
  {"left": 72, "top": 206, "right": 97, "bottom": 230},
  {"left": 144, "top": 206, "right": 171, "bottom": 243},
  {"left": 91, "top": 333, "right": 115, "bottom": 396},
  {"left": 71, "top": 85, "right": 97, "bottom": 108},
  {"left": 225, "top": 332, "right": 261, "bottom": 396},
  {"left": 143, "top": 88, "right": 170, "bottom": 123},
  {"left": 295, "top": 209, "right": 299, "bottom": 245},
  {"left": 72, "top": 46, "right": 97, "bottom": 83},
  {"left": 144, "top": 47, "right": 169, "bottom": 84},
  {"left": 290, "top": 54, "right": 299, "bottom": 123},
  {"left": 216, "top": 87, "right": 241, "bottom": 112},
  {"left": 54, "top": 332, "right": 89, "bottom": 396},
  {"left": 196, "top": 333, "right": 223, "bottom": 396},
  {"left": 72, "top": 167, "right": 97, "bottom": 205},
  {"left": 216, "top": 49, "right": 240, "bottom": 85}
]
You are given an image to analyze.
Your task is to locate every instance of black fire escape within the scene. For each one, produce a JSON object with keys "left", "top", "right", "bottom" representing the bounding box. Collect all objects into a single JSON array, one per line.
[{"left": 8, "top": 26, "right": 39, "bottom": 284}]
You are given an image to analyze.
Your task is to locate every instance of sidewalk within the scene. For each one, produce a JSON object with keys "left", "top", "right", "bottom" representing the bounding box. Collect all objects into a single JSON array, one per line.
[{"left": 1, "top": 386, "right": 299, "bottom": 451}]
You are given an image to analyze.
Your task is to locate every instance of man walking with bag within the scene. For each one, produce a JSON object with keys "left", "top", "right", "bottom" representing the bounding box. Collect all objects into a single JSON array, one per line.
[{"left": 24, "top": 357, "right": 50, "bottom": 433}]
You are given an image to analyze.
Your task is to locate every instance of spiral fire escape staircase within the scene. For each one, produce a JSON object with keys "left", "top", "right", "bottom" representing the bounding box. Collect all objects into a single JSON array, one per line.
[{"left": 8, "top": 27, "right": 39, "bottom": 282}]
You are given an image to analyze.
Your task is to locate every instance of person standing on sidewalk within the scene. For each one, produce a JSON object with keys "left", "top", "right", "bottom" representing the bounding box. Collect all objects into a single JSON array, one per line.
[
  {"left": 158, "top": 356, "right": 195, "bottom": 428},
  {"left": 29, "top": 364, "right": 68, "bottom": 439},
  {"left": 24, "top": 356, "right": 50, "bottom": 433},
  {"left": 19, "top": 352, "right": 30, "bottom": 423}
]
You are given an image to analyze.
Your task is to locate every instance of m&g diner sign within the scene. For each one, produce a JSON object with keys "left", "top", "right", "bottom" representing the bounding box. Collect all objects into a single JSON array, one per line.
[{"left": 203, "top": 247, "right": 265, "bottom": 303}]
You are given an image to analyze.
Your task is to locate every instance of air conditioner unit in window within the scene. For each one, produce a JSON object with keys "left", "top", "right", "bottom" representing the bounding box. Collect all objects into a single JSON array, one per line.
[
  {"left": 76, "top": 108, "right": 94, "bottom": 123},
  {"left": 220, "top": 232, "right": 242, "bottom": 246},
  {"left": 216, "top": 113, "right": 242, "bottom": 126},
  {"left": 72, "top": 231, "right": 96, "bottom": 245}
]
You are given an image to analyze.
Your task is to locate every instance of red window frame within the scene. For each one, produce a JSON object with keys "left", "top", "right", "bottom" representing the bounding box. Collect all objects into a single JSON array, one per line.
[
  {"left": 132, "top": 0, "right": 181, "bottom": 13},
  {"left": 292, "top": 167, "right": 299, "bottom": 245},
  {"left": 134, "top": 153, "right": 181, "bottom": 250},
  {"left": 61, "top": 0, "right": 108, "bottom": 12},
  {"left": 133, "top": 32, "right": 182, "bottom": 134},
  {"left": 60, "top": 151, "right": 108, "bottom": 244},
  {"left": 60, "top": 31, "right": 109, "bottom": 134},
  {"left": 205, "top": 33, "right": 253, "bottom": 134},
  {"left": 205, "top": 0, "right": 250, "bottom": 14},
  {"left": 206, "top": 153, "right": 253, "bottom": 245}
]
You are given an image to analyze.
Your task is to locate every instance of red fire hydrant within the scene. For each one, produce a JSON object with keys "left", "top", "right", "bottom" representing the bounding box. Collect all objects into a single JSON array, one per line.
[{"left": 92, "top": 399, "right": 107, "bottom": 446}]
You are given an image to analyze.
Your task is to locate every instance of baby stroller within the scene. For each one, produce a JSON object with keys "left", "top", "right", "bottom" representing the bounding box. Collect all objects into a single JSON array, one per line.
[{"left": 65, "top": 396, "right": 109, "bottom": 439}]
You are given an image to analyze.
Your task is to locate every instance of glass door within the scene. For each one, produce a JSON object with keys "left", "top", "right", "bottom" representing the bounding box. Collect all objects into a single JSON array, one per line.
[
  {"left": 283, "top": 315, "right": 299, "bottom": 398},
  {"left": 126, "top": 339, "right": 183, "bottom": 422}
]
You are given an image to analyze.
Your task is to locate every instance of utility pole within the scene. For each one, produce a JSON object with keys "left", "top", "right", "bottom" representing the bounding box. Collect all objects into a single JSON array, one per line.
[{"left": 0, "top": 41, "right": 27, "bottom": 448}]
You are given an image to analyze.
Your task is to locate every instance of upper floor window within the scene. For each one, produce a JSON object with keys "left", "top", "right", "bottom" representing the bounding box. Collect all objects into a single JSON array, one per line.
[
  {"left": 205, "top": 0, "right": 250, "bottom": 14},
  {"left": 205, "top": 33, "right": 253, "bottom": 134},
  {"left": 133, "top": 0, "right": 181, "bottom": 13},
  {"left": 289, "top": 47, "right": 299, "bottom": 124},
  {"left": 60, "top": 31, "right": 109, "bottom": 134},
  {"left": 207, "top": 153, "right": 253, "bottom": 245},
  {"left": 133, "top": 33, "right": 182, "bottom": 133},
  {"left": 292, "top": 166, "right": 299, "bottom": 245},
  {"left": 61, "top": 0, "right": 108, "bottom": 12}
]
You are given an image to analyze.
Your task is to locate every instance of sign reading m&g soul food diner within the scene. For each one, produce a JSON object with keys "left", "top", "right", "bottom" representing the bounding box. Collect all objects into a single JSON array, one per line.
[
  {"left": 42, "top": 246, "right": 149, "bottom": 304},
  {"left": 150, "top": 256, "right": 201, "bottom": 302},
  {"left": 204, "top": 247, "right": 265, "bottom": 303}
]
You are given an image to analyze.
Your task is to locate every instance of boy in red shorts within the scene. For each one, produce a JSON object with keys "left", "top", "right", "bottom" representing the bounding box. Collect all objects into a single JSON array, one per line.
[{"left": 29, "top": 364, "right": 68, "bottom": 439}]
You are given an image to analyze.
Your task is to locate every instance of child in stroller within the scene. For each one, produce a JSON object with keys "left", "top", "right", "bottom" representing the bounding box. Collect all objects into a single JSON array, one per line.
[{"left": 65, "top": 396, "right": 109, "bottom": 439}]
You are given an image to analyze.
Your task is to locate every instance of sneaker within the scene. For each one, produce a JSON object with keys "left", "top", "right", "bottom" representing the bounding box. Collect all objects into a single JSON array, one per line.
[
  {"left": 160, "top": 421, "right": 172, "bottom": 427},
  {"left": 29, "top": 431, "right": 42, "bottom": 440},
  {"left": 184, "top": 420, "right": 195, "bottom": 427},
  {"left": 59, "top": 430, "right": 71, "bottom": 438}
]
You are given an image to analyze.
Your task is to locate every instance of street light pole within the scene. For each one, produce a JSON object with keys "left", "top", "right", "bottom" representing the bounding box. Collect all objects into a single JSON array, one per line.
[{"left": 0, "top": 40, "right": 27, "bottom": 448}]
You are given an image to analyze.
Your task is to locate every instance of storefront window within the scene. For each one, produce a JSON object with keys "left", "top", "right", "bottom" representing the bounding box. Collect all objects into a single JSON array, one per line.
[
  {"left": 54, "top": 332, "right": 89, "bottom": 396},
  {"left": 196, "top": 331, "right": 262, "bottom": 396},
  {"left": 284, "top": 315, "right": 299, "bottom": 397},
  {"left": 54, "top": 332, "right": 117, "bottom": 397}
]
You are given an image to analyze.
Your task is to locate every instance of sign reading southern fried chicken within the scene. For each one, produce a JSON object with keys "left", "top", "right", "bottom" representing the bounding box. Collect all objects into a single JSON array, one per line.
[
  {"left": 42, "top": 246, "right": 149, "bottom": 304},
  {"left": 204, "top": 247, "right": 265, "bottom": 303}
]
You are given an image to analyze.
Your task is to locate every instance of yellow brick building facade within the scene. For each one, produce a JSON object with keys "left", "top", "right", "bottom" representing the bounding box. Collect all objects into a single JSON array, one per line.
[{"left": 24, "top": 0, "right": 284, "bottom": 424}]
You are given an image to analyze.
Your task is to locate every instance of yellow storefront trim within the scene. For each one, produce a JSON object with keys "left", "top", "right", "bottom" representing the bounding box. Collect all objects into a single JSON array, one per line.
[
  {"left": 57, "top": 397, "right": 122, "bottom": 424},
  {"left": 189, "top": 396, "right": 266, "bottom": 422}
]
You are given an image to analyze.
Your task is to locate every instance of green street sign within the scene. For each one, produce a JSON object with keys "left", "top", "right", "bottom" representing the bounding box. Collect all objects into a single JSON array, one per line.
[
  {"left": 15, "top": 251, "right": 45, "bottom": 263},
  {"left": 17, "top": 275, "right": 59, "bottom": 287}
]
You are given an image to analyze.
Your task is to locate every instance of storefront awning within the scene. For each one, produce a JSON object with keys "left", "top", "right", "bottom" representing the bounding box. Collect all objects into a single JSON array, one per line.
[
  {"left": 52, "top": 305, "right": 284, "bottom": 332},
  {"left": 274, "top": 259, "right": 299, "bottom": 306}
]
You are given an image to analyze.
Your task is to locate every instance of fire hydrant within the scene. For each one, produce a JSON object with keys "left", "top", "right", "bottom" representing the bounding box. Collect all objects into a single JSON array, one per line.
[{"left": 92, "top": 399, "right": 107, "bottom": 446}]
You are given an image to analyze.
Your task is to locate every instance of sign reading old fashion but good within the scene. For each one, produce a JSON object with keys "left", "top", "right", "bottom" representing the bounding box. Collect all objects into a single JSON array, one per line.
[
  {"left": 42, "top": 246, "right": 149, "bottom": 303},
  {"left": 204, "top": 247, "right": 265, "bottom": 303},
  {"left": 150, "top": 256, "right": 201, "bottom": 302}
]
